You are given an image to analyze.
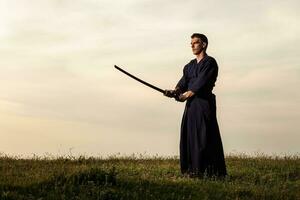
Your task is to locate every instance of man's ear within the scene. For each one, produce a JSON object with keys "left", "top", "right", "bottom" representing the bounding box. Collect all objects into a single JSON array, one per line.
[{"left": 202, "top": 42, "right": 207, "bottom": 48}]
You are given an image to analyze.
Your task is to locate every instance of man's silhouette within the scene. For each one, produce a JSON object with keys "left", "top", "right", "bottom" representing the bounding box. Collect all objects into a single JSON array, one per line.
[{"left": 165, "top": 33, "right": 227, "bottom": 178}]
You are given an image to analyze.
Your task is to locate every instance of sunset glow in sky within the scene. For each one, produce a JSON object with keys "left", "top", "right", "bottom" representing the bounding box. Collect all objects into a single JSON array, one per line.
[{"left": 0, "top": 0, "right": 299, "bottom": 157}]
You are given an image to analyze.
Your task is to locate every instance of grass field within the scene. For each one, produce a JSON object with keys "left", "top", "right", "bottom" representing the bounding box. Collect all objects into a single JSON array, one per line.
[{"left": 0, "top": 153, "right": 299, "bottom": 200}]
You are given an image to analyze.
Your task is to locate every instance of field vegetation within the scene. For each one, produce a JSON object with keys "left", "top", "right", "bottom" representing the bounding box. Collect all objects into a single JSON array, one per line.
[{"left": 0, "top": 153, "right": 299, "bottom": 199}]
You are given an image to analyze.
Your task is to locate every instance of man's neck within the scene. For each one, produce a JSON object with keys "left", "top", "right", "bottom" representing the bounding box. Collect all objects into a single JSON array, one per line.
[{"left": 196, "top": 51, "right": 207, "bottom": 63}]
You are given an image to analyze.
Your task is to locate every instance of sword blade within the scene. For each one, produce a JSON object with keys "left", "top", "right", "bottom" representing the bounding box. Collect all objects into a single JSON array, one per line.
[{"left": 114, "top": 65, "right": 165, "bottom": 93}]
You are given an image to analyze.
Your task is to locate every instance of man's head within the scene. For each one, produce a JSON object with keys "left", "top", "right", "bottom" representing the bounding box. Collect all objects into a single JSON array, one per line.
[{"left": 190, "top": 33, "right": 208, "bottom": 55}]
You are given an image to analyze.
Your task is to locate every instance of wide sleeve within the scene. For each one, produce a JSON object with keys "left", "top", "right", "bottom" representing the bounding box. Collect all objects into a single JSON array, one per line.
[
  {"left": 175, "top": 65, "right": 188, "bottom": 92},
  {"left": 188, "top": 58, "right": 218, "bottom": 94}
]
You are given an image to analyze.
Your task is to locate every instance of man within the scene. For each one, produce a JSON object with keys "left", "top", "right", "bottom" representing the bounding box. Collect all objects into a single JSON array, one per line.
[{"left": 164, "top": 33, "right": 227, "bottom": 178}]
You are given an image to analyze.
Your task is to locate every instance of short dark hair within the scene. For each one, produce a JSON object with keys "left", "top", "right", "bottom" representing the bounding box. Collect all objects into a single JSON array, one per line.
[{"left": 191, "top": 33, "right": 208, "bottom": 46}]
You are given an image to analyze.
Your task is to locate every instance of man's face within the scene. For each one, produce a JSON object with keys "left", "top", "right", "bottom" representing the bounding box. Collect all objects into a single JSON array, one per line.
[{"left": 191, "top": 37, "right": 205, "bottom": 55}]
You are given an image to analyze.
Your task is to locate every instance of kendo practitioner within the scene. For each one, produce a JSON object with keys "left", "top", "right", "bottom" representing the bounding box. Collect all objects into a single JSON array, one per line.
[{"left": 164, "top": 33, "right": 227, "bottom": 178}]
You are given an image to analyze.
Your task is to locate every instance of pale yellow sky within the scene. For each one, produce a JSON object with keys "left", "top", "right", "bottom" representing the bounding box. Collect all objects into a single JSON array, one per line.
[{"left": 0, "top": 0, "right": 299, "bottom": 157}]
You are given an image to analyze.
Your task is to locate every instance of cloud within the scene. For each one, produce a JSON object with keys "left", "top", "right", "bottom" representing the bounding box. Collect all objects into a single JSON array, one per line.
[{"left": 0, "top": 0, "right": 299, "bottom": 156}]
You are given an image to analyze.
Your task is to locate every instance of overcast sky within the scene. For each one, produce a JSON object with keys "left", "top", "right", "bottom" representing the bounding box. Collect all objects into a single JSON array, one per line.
[{"left": 0, "top": 0, "right": 299, "bottom": 157}]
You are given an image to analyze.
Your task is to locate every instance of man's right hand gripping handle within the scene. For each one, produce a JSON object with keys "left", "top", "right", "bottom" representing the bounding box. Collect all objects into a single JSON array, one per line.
[{"left": 163, "top": 88, "right": 181, "bottom": 99}]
